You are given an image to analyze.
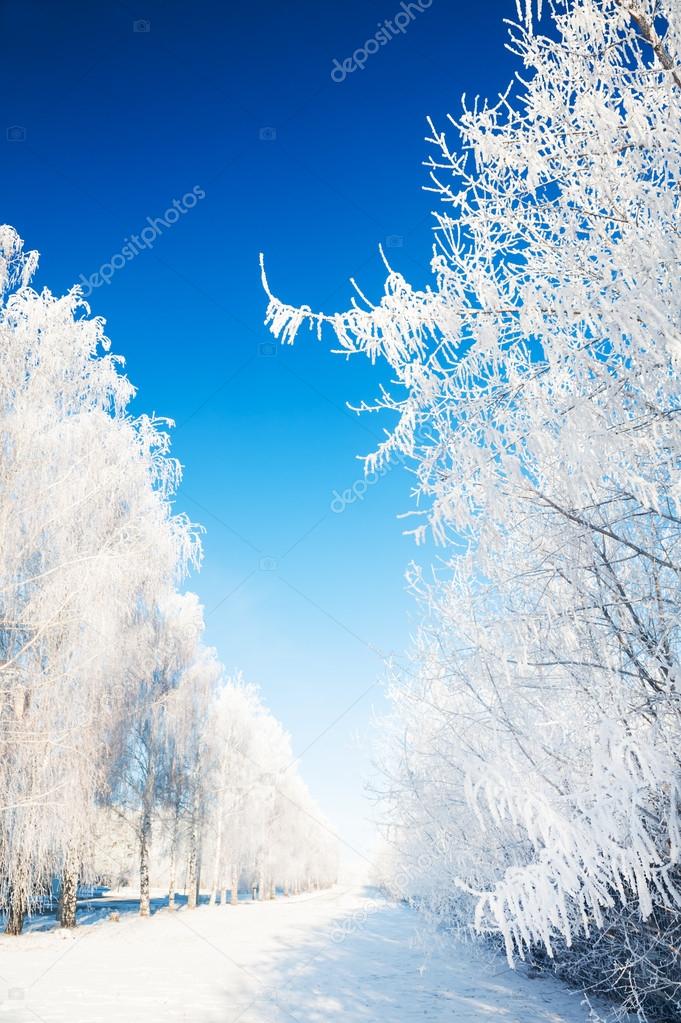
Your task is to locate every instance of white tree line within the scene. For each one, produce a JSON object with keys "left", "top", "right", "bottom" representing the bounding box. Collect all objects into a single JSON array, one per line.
[
  {"left": 0, "top": 226, "right": 337, "bottom": 935},
  {"left": 262, "top": 1, "right": 681, "bottom": 1019}
]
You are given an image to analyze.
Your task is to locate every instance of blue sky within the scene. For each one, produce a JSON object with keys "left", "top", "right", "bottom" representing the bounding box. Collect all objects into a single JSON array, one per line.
[{"left": 2, "top": 0, "right": 518, "bottom": 869}]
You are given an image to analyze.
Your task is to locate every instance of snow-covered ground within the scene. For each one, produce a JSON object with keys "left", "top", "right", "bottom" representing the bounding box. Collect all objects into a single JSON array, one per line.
[{"left": 0, "top": 887, "right": 596, "bottom": 1022}]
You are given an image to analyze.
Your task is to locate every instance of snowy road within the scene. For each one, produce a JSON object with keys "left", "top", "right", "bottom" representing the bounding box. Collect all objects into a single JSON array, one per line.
[{"left": 0, "top": 887, "right": 594, "bottom": 1022}]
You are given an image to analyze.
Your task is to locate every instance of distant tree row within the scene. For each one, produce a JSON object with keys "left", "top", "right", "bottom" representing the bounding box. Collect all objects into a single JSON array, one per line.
[
  {"left": 264, "top": 2, "right": 681, "bottom": 1019},
  {"left": 0, "top": 227, "right": 336, "bottom": 934}
]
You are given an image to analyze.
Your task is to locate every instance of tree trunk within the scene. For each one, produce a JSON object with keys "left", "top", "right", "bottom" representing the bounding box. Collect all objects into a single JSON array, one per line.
[
  {"left": 5, "top": 889, "right": 26, "bottom": 935},
  {"left": 58, "top": 848, "right": 79, "bottom": 928},
  {"left": 196, "top": 837, "right": 202, "bottom": 907},
  {"left": 139, "top": 806, "right": 152, "bottom": 917},
  {"left": 186, "top": 837, "right": 197, "bottom": 909},
  {"left": 230, "top": 868, "right": 238, "bottom": 905},
  {"left": 209, "top": 810, "right": 223, "bottom": 907},
  {"left": 168, "top": 810, "right": 179, "bottom": 910},
  {"left": 210, "top": 755, "right": 228, "bottom": 907},
  {"left": 186, "top": 800, "right": 199, "bottom": 910}
]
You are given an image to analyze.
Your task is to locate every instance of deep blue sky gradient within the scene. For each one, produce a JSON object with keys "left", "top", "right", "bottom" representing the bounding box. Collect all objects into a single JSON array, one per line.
[{"left": 2, "top": 0, "right": 519, "bottom": 868}]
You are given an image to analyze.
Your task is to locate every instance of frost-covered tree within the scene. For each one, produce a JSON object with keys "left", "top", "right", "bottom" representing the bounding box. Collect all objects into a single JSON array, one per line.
[
  {"left": 160, "top": 645, "right": 222, "bottom": 911},
  {"left": 199, "top": 680, "right": 339, "bottom": 906},
  {"left": 0, "top": 225, "right": 337, "bottom": 935},
  {"left": 0, "top": 227, "right": 198, "bottom": 932},
  {"left": 108, "top": 591, "right": 205, "bottom": 917},
  {"left": 202, "top": 678, "right": 258, "bottom": 906},
  {"left": 263, "top": 1, "right": 681, "bottom": 1016}
]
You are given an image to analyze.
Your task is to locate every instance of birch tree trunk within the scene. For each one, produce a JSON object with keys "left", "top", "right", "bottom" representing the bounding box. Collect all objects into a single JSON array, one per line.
[
  {"left": 139, "top": 804, "right": 152, "bottom": 917},
  {"left": 58, "top": 846, "right": 79, "bottom": 928},
  {"left": 231, "top": 867, "right": 238, "bottom": 905},
  {"left": 186, "top": 830, "right": 198, "bottom": 909},
  {"left": 208, "top": 807, "right": 223, "bottom": 906},
  {"left": 167, "top": 809, "right": 179, "bottom": 910},
  {"left": 5, "top": 889, "right": 26, "bottom": 935},
  {"left": 186, "top": 788, "right": 200, "bottom": 910},
  {"left": 138, "top": 735, "right": 155, "bottom": 919}
]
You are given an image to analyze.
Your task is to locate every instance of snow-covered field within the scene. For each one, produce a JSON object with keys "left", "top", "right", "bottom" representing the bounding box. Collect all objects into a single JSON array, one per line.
[{"left": 0, "top": 886, "right": 595, "bottom": 1022}]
